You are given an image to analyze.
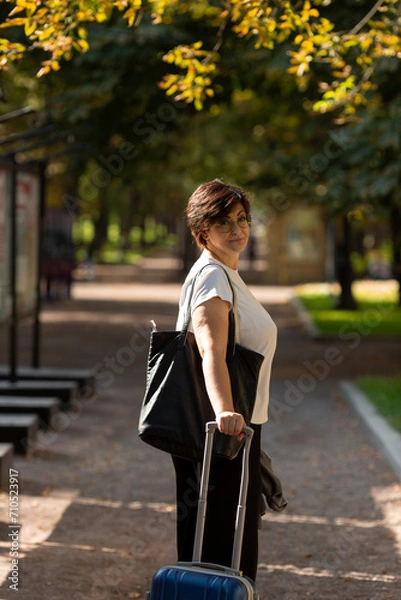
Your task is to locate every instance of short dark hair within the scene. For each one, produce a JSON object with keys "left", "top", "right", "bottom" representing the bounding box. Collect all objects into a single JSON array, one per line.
[{"left": 186, "top": 179, "right": 251, "bottom": 248}]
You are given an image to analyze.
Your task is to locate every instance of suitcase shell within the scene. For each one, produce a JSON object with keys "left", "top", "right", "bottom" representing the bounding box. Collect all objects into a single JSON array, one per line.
[
  {"left": 146, "top": 422, "right": 259, "bottom": 599},
  {"left": 149, "top": 563, "right": 258, "bottom": 599}
]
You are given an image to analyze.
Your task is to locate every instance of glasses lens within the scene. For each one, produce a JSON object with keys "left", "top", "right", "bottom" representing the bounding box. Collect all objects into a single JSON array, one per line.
[
  {"left": 217, "top": 215, "right": 251, "bottom": 232},
  {"left": 239, "top": 215, "right": 251, "bottom": 228}
]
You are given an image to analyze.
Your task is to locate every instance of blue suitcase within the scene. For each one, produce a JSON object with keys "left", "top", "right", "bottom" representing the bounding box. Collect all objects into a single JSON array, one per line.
[{"left": 146, "top": 421, "right": 259, "bottom": 599}]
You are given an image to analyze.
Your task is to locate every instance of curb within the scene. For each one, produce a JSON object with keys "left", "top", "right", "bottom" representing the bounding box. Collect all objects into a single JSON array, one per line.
[
  {"left": 289, "top": 296, "right": 322, "bottom": 339},
  {"left": 290, "top": 293, "right": 399, "bottom": 342},
  {"left": 339, "top": 380, "right": 401, "bottom": 482}
]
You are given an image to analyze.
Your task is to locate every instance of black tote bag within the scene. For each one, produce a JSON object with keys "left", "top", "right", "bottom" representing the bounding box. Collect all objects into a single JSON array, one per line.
[{"left": 138, "top": 265, "right": 264, "bottom": 461}]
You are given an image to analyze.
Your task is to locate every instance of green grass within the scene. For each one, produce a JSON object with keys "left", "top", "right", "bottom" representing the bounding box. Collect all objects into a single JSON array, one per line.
[
  {"left": 295, "top": 281, "right": 401, "bottom": 337},
  {"left": 99, "top": 248, "right": 142, "bottom": 264},
  {"left": 356, "top": 376, "right": 401, "bottom": 434}
]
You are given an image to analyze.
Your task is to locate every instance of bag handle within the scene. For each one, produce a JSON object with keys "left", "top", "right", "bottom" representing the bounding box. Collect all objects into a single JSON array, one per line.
[{"left": 192, "top": 421, "right": 254, "bottom": 572}]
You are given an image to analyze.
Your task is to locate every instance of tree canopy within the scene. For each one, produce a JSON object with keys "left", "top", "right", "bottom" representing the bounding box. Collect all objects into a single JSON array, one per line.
[
  {"left": 1, "top": 0, "right": 400, "bottom": 117},
  {"left": 1, "top": 1, "right": 400, "bottom": 304}
]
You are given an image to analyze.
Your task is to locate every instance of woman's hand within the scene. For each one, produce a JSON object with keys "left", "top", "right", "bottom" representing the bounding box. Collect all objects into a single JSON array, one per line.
[{"left": 216, "top": 411, "right": 246, "bottom": 439}]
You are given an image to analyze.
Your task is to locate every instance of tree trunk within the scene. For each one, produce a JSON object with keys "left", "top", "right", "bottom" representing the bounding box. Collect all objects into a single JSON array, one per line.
[
  {"left": 390, "top": 199, "right": 401, "bottom": 306},
  {"left": 137, "top": 214, "right": 146, "bottom": 249},
  {"left": 88, "top": 193, "right": 109, "bottom": 258},
  {"left": 120, "top": 189, "right": 137, "bottom": 250},
  {"left": 335, "top": 215, "right": 358, "bottom": 310}
]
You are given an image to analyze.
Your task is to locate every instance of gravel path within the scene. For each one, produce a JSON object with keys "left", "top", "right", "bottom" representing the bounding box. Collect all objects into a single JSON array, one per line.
[{"left": 0, "top": 265, "right": 400, "bottom": 600}]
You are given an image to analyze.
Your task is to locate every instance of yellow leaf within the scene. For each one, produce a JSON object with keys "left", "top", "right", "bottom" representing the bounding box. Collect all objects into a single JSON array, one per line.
[
  {"left": 124, "top": 8, "right": 139, "bottom": 27},
  {"left": 179, "top": 89, "right": 192, "bottom": 99},
  {"left": 0, "top": 18, "right": 27, "bottom": 29},
  {"left": 77, "top": 39, "right": 89, "bottom": 51},
  {"left": 38, "top": 27, "right": 55, "bottom": 42},
  {"left": 24, "top": 20, "right": 37, "bottom": 37},
  {"left": 37, "top": 64, "right": 51, "bottom": 77},
  {"left": 165, "top": 84, "right": 178, "bottom": 96},
  {"left": 95, "top": 7, "right": 111, "bottom": 23},
  {"left": 8, "top": 6, "right": 25, "bottom": 17},
  {"left": 21, "top": 2, "right": 39, "bottom": 17},
  {"left": 301, "top": 39, "right": 314, "bottom": 52}
]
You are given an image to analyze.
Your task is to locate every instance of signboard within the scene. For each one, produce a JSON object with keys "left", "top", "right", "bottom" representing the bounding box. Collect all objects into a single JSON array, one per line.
[
  {"left": 286, "top": 207, "right": 321, "bottom": 261},
  {"left": 0, "top": 167, "right": 10, "bottom": 322},
  {"left": 16, "top": 170, "right": 40, "bottom": 317}
]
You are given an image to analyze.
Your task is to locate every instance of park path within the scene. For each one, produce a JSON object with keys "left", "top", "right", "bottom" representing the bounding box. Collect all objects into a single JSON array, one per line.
[{"left": 0, "top": 255, "right": 400, "bottom": 599}]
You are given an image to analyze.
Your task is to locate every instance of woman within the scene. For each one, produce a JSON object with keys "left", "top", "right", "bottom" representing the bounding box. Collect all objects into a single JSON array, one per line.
[{"left": 173, "top": 179, "right": 277, "bottom": 581}]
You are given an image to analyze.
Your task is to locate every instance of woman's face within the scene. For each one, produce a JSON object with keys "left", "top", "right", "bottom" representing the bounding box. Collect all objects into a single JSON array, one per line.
[{"left": 204, "top": 202, "right": 250, "bottom": 263}]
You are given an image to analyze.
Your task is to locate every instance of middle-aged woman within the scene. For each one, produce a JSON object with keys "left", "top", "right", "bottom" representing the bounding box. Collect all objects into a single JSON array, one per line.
[{"left": 173, "top": 178, "right": 277, "bottom": 582}]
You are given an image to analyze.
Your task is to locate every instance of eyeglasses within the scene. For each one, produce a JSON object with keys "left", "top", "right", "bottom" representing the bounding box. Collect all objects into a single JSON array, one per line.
[{"left": 215, "top": 214, "right": 252, "bottom": 233}]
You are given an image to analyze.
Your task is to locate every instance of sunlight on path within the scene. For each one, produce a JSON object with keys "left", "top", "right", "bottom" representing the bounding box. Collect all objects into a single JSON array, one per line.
[
  {"left": 0, "top": 489, "right": 78, "bottom": 587},
  {"left": 371, "top": 484, "right": 401, "bottom": 559}
]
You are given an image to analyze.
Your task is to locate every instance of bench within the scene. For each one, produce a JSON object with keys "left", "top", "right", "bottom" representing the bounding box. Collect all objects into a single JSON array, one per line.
[
  {"left": 0, "top": 366, "right": 97, "bottom": 396},
  {"left": 0, "top": 397, "right": 60, "bottom": 429},
  {"left": 0, "top": 380, "right": 78, "bottom": 408},
  {"left": 0, "top": 443, "right": 14, "bottom": 491},
  {"left": 0, "top": 414, "right": 39, "bottom": 455}
]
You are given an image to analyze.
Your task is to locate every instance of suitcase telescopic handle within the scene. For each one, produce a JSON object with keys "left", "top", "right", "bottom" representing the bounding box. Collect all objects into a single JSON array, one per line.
[{"left": 192, "top": 421, "right": 254, "bottom": 573}]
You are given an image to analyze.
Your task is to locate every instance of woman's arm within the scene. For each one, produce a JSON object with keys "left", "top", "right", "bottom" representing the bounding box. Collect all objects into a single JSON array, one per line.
[{"left": 192, "top": 296, "right": 245, "bottom": 437}]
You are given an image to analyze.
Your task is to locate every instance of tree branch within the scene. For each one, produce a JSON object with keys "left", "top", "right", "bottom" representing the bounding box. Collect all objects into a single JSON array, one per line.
[{"left": 348, "top": 0, "right": 385, "bottom": 36}]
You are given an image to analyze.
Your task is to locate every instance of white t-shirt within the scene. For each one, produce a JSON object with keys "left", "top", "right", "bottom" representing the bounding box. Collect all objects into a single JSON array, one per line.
[{"left": 176, "top": 252, "right": 277, "bottom": 424}]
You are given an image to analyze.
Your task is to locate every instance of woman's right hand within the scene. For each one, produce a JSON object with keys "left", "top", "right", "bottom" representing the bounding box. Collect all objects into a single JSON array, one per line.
[{"left": 216, "top": 411, "right": 246, "bottom": 439}]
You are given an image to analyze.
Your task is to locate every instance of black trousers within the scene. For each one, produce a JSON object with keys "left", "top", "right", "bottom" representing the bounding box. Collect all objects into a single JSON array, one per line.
[{"left": 171, "top": 424, "right": 261, "bottom": 581}]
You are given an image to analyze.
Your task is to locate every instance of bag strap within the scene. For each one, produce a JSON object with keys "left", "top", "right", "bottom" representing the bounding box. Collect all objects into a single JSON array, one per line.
[{"left": 182, "top": 262, "right": 238, "bottom": 357}]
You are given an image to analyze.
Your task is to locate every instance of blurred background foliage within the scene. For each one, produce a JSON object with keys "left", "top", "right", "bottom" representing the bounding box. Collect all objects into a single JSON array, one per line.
[{"left": 0, "top": 0, "right": 400, "bottom": 306}]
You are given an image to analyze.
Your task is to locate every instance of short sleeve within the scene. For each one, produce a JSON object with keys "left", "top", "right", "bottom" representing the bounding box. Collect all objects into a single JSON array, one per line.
[{"left": 191, "top": 265, "right": 233, "bottom": 314}]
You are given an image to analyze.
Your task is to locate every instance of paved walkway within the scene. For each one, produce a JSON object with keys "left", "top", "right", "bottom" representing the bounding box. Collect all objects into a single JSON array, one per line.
[{"left": 0, "top": 258, "right": 400, "bottom": 600}]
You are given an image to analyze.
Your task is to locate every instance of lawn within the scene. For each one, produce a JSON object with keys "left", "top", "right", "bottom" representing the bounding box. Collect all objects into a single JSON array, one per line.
[
  {"left": 295, "top": 280, "right": 401, "bottom": 337},
  {"left": 355, "top": 375, "right": 401, "bottom": 434}
]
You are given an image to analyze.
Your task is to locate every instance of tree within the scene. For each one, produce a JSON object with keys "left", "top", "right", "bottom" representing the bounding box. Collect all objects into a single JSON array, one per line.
[
  {"left": 0, "top": 12, "right": 199, "bottom": 256},
  {"left": 2, "top": 1, "right": 400, "bottom": 305},
  {"left": 1, "top": 1, "right": 400, "bottom": 118},
  {"left": 322, "top": 93, "right": 401, "bottom": 305}
]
